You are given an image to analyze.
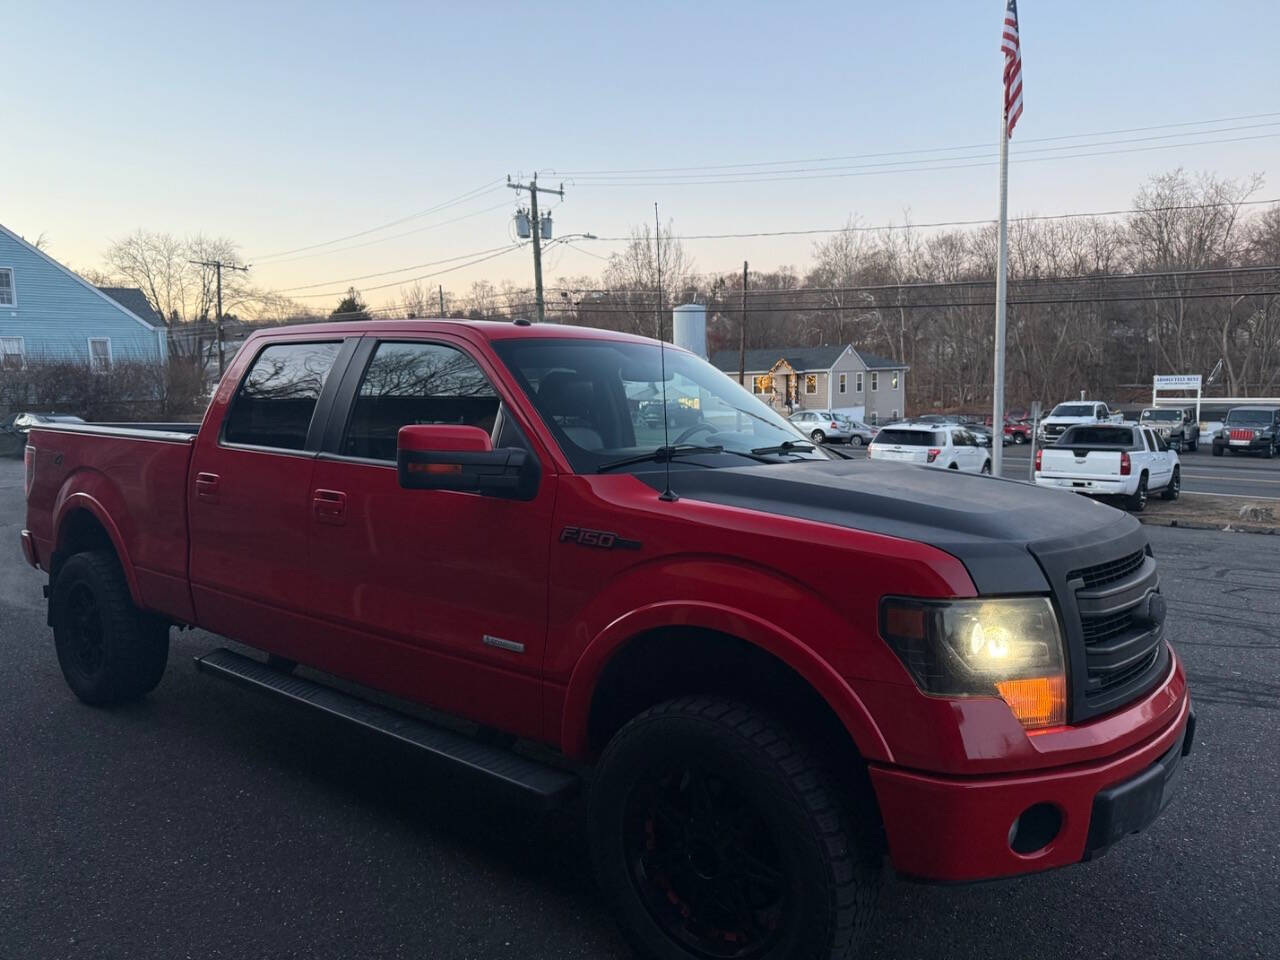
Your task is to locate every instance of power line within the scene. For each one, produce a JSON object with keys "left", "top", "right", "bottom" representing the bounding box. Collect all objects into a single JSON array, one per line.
[
  {"left": 571, "top": 132, "right": 1280, "bottom": 187},
  {"left": 551, "top": 110, "right": 1280, "bottom": 176},
  {"left": 272, "top": 244, "right": 520, "bottom": 292},
  {"left": 250, "top": 180, "right": 504, "bottom": 260},
  {"left": 254, "top": 199, "right": 515, "bottom": 265},
  {"left": 565, "top": 123, "right": 1280, "bottom": 183},
  {"left": 564, "top": 197, "right": 1280, "bottom": 245},
  {"left": 284, "top": 243, "right": 529, "bottom": 300}
]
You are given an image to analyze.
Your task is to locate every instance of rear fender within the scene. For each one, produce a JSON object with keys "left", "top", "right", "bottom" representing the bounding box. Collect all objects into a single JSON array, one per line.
[
  {"left": 52, "top": 471, "right": 143, "bottom": 606},
  {"left": 560, "top": 599, "right": 894, "bottom": 764}
]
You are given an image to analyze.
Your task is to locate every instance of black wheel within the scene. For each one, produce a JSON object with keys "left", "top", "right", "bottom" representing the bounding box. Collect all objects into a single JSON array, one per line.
[
  {"left": 1212, "top": 444, "right": 1223, "bottom": 457},
  {"left": 1013, "top": 433, "right": 1027, "bottom": 444},
  {"left": 981, "top": 460, "right": 992, "bottom": 475},
  {"left": 848, "top": 435, "right": 864, "bottom": 447},
  {"left": 50, "top": 550, "right": 169, "bottom": 706},
  {"left": 590, "top": 697, "right": 880, "bottom": 960},
  {"left": 1171, "top": 438, "right": 1182, "bottom": 453},
  {"left": 809, "top": 430, "right": 826, "bottom": 445},
  {"left": 1162, "top": 467, "right": 1180, "bottom": 501},
  {"left": 1126, "top": 474, "right": 1148, "bottom": 512}
]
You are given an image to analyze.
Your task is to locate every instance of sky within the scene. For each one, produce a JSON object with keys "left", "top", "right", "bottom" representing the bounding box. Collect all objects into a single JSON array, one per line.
[{"left": 7, "top": 0, "right": 1279, "bottom": 313}]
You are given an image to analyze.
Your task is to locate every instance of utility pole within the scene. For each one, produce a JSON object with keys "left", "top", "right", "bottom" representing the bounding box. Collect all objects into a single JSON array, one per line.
[
  {"left": 438, "top": 284, "right": 445, "bottom": 316},
  {"left": 188, "top": 258, "right": 249, "bottom": 377},
  {"left": 739, "top": 261, "right": 748, "bottom": 385},
  {"left": 507, "top": 174, "right": 564, "bottom": 323}
]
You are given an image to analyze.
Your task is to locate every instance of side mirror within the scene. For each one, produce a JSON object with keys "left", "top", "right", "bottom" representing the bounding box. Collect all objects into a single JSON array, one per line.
[{"left": 396, "top": 424, "right": 531, "bottom": 497}]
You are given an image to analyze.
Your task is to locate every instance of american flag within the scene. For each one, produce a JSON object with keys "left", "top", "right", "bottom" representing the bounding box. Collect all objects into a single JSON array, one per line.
[{"left": 1002, "top": 0, "right": 1024, "bottom": 136}]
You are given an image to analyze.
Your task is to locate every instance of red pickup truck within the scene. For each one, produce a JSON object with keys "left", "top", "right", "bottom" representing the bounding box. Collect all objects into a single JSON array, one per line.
[{"left": 22, "top": 319, "right": 1193, "bottom": 960}]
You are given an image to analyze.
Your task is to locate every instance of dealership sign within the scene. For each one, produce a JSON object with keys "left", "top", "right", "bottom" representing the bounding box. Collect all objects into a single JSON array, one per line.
[{"left": 1153, "top": 375, "right": 1202, "bottom": 389}]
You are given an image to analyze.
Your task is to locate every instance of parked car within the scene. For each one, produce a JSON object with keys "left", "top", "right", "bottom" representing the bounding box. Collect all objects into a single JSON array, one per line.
[
  {"left": 1035, "top": 423, "right": 1179, "bottom": 512},
  {"left": 1037, "top": 401, "right": 1123, "bottom": 444},
  {"left": 839, "top": 416, "right": 877, "bottom": 446},
  {"left": 2, "top": 411, "right": 85, "bottom": 437},
  {"left": 1212, "top": 405, "right": 1280, "bottom": 458},
  {"left": 1198, "top": 417, "right": 1225, "bottom": 446},
  {"left": 21, "top": 319, "right": 1193, "bottom": 960},
  {"left": 1004, "top": 418, "right": 1033, "bottom": 444},
  {"left": 966, "top": 423, "right": 1013, "bottom": 448},
  {"left": 1139, "top": 407, "right": 1200, "bottom": 452},
  {"left": 789, "top": 409, "right": 852, "bottom": 444},
  {"left": 868, "top": 422, "right": 992, "bottom": 473},
  {"left": 1, "top": 413, "right": 85, "bottom": 457}
]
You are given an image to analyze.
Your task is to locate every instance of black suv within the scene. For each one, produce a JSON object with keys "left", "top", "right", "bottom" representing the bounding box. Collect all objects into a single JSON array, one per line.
[{"left": 1213, "top": 405, "right": 1280, "bottom": 458}]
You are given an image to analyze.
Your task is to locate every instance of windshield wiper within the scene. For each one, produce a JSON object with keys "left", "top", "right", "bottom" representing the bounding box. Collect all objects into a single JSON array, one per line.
[
  {"left": 597, "top": 444, "right": 724, "bottom": 473},
  {"left": 750, "top": 440, "right": 816, "bottom": 456}
]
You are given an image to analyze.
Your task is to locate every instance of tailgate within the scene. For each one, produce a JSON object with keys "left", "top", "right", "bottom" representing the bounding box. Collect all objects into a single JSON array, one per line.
[{"left": 1039, "top": 447, "right": 1122, "bottom": 478}]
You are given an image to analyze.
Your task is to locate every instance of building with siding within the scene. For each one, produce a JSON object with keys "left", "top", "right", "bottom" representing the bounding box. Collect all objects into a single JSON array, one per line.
[
  {"left": 0, "top": 223, "right": 167, "bottom": 372},
  {"left": 709, "top": 345, "right": 908, "bottom": 423}
]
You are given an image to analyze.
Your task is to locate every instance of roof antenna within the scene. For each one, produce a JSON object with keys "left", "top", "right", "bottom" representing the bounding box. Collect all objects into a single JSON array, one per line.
[{"left": 655, "top": 202, "right": 677, "bottom": 503}]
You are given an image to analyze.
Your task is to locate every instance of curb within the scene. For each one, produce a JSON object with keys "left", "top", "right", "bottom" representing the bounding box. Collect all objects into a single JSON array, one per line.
[{"left": 1138, "top": 516, "right": 1278, "bottom": 536}]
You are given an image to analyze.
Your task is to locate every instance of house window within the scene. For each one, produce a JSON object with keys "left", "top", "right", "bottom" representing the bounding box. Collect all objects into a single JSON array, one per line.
[
  {"left": 0, "top": 268, "right": 13, "bottom": 306},
  {"left": 1, "top": 337, "right": 23, "bottom": 370},
  {"left": 838, "top": 373, "right": 847, "bottom": 394},
  {"left": 869, "top": 411, "right": 878, "bottom": 425},
  {"left": 804, "top": 375, "right": 817, "bottom": 394},
  {"left": 855, "top": 372, "right": 863, "bottom": 393},
  {"left": 870, "top": 372, "right": 879, "bottom": 392},
  {"left": 891, "top": 408, "right": 900, "bottom": 420},
  {"left": 891, "top": 371, "right": 900, "bottom": 390},
  {"left": 753, "top": 374, "right": 773, "bottom": 395},
  {"left": 88, "top": 338, "right": 112, "bottom": 373}
]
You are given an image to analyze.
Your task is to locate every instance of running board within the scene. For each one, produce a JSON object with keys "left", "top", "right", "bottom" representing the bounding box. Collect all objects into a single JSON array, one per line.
[{"left": 194, "top": 648, "right": 579, "bottom": 810}]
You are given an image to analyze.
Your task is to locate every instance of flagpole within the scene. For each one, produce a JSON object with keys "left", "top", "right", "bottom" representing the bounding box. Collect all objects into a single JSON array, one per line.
[{"left": 992, "top": 108, "right": 1010, "bottom": 477}]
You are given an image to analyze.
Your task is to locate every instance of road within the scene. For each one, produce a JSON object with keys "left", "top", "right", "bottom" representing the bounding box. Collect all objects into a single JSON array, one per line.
[{"left": 0, "top": 456, "right": 1276, "bottom": 960}]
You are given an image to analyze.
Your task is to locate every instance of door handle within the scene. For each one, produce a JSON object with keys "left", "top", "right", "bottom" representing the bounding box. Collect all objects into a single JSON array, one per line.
[
  {"left": 195, "top": 472, "right": 220, "bottom": 502},
  {"left": 312, "top": 489, "right": 347, "bottom": 526}
]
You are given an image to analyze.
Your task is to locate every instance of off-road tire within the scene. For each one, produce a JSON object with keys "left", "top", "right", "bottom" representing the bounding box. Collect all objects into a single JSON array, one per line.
[
  {"left": 1212, "top": 444, "right": 1223, "bottom": 457},
  {"left": 590, "top": 696, "right": 881, "bottom": 960},
  {"left": 50, "top": 550, "right": 169, "bottom": 706},
  {"left": 1126, "top": 474, "right": 1149, "bottom": 512},
  {"left": 1161, "top": 467, "right": 1180, "bottom": 501}
]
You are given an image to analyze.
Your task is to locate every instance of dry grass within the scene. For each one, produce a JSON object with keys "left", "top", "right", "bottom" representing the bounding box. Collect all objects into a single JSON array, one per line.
[{"left": 1140, "top": 492, "right": 1278, "bottom": 534}]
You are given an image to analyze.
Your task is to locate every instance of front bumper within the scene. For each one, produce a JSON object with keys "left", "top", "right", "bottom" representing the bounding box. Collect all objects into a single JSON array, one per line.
[{"left": 870, "top": 691, "right": 1194, "bottom": 883}]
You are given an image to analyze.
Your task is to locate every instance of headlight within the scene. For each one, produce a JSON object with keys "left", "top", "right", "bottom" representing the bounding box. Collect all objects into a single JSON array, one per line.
[{"left": 880, "top": 596, "right": 1067, "bottom": 729}]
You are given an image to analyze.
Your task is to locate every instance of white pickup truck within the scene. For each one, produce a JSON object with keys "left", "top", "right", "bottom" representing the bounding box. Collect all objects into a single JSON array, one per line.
[
  {"left": 1037, "top": 401, "right": 1124, "bottom": 445},
  {"left": 1034, "top": 423, "right": 1180, "bottom": 512}
]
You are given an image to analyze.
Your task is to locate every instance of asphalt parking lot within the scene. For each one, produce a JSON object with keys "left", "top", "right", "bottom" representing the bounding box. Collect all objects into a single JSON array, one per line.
[{"left": 1, "top": 456, "right": 1276, "bottom": 960}]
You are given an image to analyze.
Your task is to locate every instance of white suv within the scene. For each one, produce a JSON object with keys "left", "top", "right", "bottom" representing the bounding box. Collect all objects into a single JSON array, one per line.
[{"left": 868, "top": 423, "right": 992, "bottom": 474}]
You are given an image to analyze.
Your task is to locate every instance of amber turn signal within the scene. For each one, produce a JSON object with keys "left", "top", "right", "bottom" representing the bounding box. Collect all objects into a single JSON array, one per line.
[{"left": 995, "top": 675, "right": 1067, "bottom": 730}]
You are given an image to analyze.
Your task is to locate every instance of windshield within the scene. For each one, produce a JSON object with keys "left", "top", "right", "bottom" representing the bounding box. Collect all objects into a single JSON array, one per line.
[
  {"left": 1050, "top": 404, "right": 1094, "bottom": 417},
  {"left": 491, "top": 337, "right": 829, "bottom": 472},
  {"left": 874, "top": 428, "right": 944, "bottom": 446},
  {"left": 1226, "top": 409, "right": 1275, "bottom": 425},
  {"left": 1141, "top": 410, "right": 1181, "bottom": 422}
]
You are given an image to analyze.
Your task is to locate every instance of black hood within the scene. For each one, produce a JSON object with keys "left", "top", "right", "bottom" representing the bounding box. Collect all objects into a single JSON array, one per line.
[{"left": 638, "top": 459, "right": 1144, "bottom": 594}]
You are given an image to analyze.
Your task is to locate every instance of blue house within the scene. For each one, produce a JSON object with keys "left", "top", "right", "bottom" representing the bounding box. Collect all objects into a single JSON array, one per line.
[{"left": 0, "top": 222, "right": 167, "bottom": 372}]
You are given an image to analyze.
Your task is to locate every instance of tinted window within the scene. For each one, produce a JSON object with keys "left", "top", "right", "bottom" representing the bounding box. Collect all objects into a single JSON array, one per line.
[
  {"left": 343, "top": 341, "right": 500, "bottom": 462},
  {"left": 1141, "top": 409, "right": 1180, "bottom": 422},
  {"left": 876, "top": 429, "right": 943, "bottom": 446},
  {"left": 1059, "top": 426, "right": 1137, "bottom": 447},
  {"left": 492, "top": 338, "right": 827, "bottom": 473},
  {"left": 1050, "top": 404, "right": 1094, "bottom": 417},
  {"left": 223, "top": 341, "right": 341, "bottom": 450}
]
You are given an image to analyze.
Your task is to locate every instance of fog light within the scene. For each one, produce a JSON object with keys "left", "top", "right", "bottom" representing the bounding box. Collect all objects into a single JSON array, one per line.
[{"left": 1009, "top": 803, "right": 1062, "bottom": 854}]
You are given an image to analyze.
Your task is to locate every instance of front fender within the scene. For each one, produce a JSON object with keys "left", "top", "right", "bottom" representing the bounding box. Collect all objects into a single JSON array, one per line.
[{"left": 559, "top": 597, "right": 894, "bottom": 765}]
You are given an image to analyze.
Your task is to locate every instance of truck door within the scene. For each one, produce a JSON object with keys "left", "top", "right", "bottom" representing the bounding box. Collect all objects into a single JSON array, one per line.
[
  {"left": 1143, "top": 428, "right": 1172, "bottom": 487},
  {"left": 188, "top": 337, "right": 354, "bottom": 650},
  {"left": 304, "top": 336, "right": 555, "bottom": 740}
]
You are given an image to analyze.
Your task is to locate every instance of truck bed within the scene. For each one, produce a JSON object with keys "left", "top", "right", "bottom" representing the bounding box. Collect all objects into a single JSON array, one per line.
[{"left": 24, "top": 420, "right": 199, "bottom": 622}]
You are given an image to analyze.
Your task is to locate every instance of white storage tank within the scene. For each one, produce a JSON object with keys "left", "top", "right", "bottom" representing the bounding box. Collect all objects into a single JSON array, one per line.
[{"left": 672, "top": 303, "right": 707, "bottom": 358}]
